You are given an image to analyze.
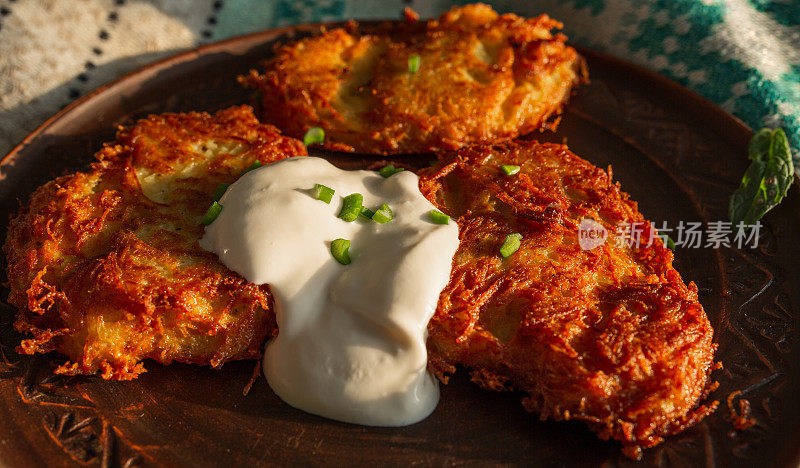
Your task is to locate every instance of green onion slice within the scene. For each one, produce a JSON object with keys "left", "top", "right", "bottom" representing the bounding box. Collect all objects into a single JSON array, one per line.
[
  {"left": 371, "top": 203, "right": 394, "bottom": 224},
  {"left": 379, "top": 164, "right": 405, "bottom": 178},
  {"left": 330, "top": 238, "right": 351, "bottom": 265},
  {"left": 202, "top": 201, "right": 223, "bottom": 225},
  {"left": 501, "top": 165, "right": 520, "bottom": 176},
  {"left": 303, "top": 127, "right": 325, "bottom": 146},
  {"left": 500, "top": 233, "right": 522, "bottom": 258},
  {"left": 408, "top": 55, "right": 421, "bottom": 74},
  {"left": 360, "top": 207, "right": 375, "bottom": 219},
  {"left": 243, "top": 161, "right": 263, "bottom": 174},
  {"left": 313, "top": 183, "right": 334, "bottom": 204},
  {"left": 429, "top": 209, "right": 450, "bottom": 225},
  {"left": 212, "top": 183, "right": 230, "bottom": 202},
  {"left": 339, "top": 193, "right": 363, "bottom": 222},
  {"left": 663, "top": 234, "right": 676, "bottom": 251}
]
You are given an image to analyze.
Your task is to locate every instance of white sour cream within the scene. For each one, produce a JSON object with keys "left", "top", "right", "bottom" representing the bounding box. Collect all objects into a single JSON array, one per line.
[{"left": 199, "top": 157, "right": 459, "bottom": 426}]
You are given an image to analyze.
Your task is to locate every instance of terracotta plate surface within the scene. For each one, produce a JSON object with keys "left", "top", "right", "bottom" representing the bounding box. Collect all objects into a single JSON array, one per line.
[{"left": 1, "top": 23, "right": 799, "bottom": 467}]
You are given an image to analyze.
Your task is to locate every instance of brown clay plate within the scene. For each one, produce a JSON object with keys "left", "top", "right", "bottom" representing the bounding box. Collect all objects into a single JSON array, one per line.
[{"left": 1, "top": 22, "right": 799, "bottom": 468}]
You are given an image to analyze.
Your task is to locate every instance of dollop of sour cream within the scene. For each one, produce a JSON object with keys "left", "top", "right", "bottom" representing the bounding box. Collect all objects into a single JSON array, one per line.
[{"left": 199, "top": 157, "right": 459, "bottom": 426}]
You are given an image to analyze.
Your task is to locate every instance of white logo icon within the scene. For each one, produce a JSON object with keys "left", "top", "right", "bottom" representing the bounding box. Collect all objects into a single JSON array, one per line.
[{"left": 578, "top": 218, "right": 607, "bottom": 250}]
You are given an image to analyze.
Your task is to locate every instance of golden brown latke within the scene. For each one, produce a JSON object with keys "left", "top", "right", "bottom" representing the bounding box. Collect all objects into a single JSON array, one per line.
[
  {"left": 240, "top": 4, "right": 584, "bottom": 154},
  {"left": 4, "top": 109, "right": 715, "bottom": 454},
  {"left": 3, "top": 106, "right": 307, "bottom": 379},
  {"left": 418, "top": 140, "right": 717, "bottom": 456}
]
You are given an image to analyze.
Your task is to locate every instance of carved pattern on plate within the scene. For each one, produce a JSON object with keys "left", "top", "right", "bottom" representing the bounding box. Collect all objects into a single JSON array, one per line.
[
  {"left": 0, "top": 300, "right": 142, "bottom": 467},
  {"left": 43, "top": 411, "right": 102, "bottom": 463}
]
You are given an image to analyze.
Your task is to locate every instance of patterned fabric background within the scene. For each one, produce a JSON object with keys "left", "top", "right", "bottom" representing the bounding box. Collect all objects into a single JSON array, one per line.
[{"left": 1, "top": 0, "right": 798, "bottom": 167}]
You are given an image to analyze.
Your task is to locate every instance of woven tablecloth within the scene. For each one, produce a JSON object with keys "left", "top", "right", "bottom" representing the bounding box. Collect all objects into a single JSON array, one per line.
[{"left": 1, "top": 0, "right": 798, "bottom": 164}]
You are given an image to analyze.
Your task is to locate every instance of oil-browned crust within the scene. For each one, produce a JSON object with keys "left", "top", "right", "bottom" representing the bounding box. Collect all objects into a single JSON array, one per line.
[
  {"left": 2, "top": 106, "right": 306, "bottom": 380},
  {"left": 239, "top": 3, "right": 584, "bottom": 154},
  {"left": 418, "top": 140, "right": 718, "bottom": 454},
  {"left": 3, "top": 110, "right": 715, "bottom": 453}
]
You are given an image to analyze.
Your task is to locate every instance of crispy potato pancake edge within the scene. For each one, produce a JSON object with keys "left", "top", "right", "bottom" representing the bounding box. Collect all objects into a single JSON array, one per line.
[
  {"left": 3, "top": 106, "right": 306, "bottom": 379},
  {"left": 2, "top": 108, "right": 717, "bottom": 456},
  {"left": 418, "top": 139, "right": 718, "bottom": 454},
  {"left": 240, "top": 3, "right": 586, "bottom": 154}
]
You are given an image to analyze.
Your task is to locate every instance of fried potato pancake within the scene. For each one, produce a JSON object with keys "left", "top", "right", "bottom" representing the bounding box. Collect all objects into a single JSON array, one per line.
[
  {"left": 418, "top": 141, "right": 717, "bottom": 455},
  {"left": 3, "top": 106, "right": 306, "bottom": 379},
  {"left": 3, "top": 108, "right": 715, "bottom": 453},
  {"left": 240, "top": 4, "right": 584, "bottom": 154}
]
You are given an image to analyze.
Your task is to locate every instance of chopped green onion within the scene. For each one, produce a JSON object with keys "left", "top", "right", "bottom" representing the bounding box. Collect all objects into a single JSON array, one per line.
[
  {"left": 429, "top": 209, "right": 450, "bottom": 225},
  {"left": 408, "top": 55, "right": 421, "bottom": 74},
  {"left": 500, "top": 233, "right": 522, "bottom": 258},
  {"left": 501, "top": 165, "right": 520, "bottom": 176},
  {"left": 330, "top": 238, "right": 351, "bottom": 265},
  {"left": 339, "top": 193, "right": 363, "bottom": 222},
  {"left": 243, "top": 161, "right": 262, "bottom": 174},
  {"left": 303, "top": 127, "right": 325, "bottom": 146},
  {"left": 202, "top": 201, "right": 223, "bottom": 225},
  {"left": 313, "top": 183, "right": 334, "bottom": 204},
  {"left": 371, "top": 203, "right": 394, "bottom": 224},
  {"left": 212, "top": 183, "right": 230, "bottom": 202},
  {"left": 379, "top": 164, "right": 405, "bottom": 178},
  {"left": 360, "top": 207, "right": 375, "bottom": 219}
]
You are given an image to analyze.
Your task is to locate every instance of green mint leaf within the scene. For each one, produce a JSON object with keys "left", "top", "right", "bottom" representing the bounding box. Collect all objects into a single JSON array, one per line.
[
  {"left": 767, "top": 128, "right": 793, "bottom": 203},
  {"left": 729, "top": 128, "right": 794, "bottom": 226},
  {"left": 748, "top": 128, "right": 772, "bottom": 162}
]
